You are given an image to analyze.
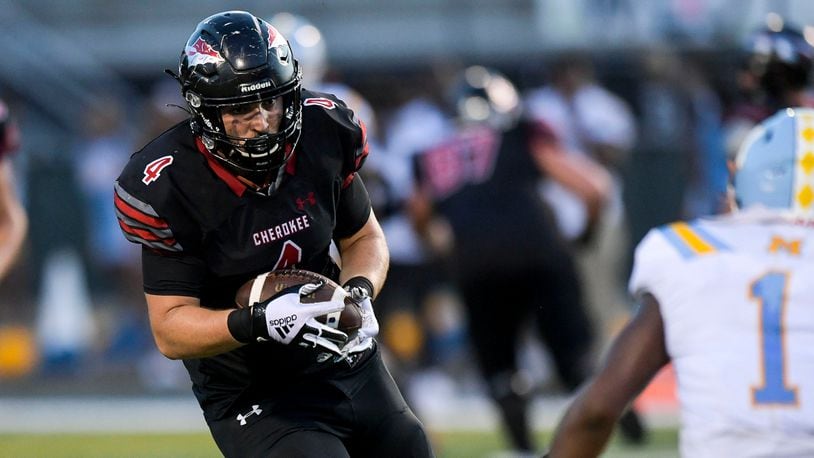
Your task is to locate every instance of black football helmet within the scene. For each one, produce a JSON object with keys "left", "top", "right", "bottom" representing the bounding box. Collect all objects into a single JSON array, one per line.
[
  {"left": 746, "top": 24, "right": 814, "bottom": 99},
  {"left": 448, "top": 66, "right": 521, "bottom": 131},
  {"left": 177, "top": 11, "right": 302, "bottom": 178}
]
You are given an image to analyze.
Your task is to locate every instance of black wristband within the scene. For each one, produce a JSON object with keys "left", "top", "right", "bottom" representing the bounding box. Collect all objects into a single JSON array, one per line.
[
  {"left": 227, "top": 307, "right": 253, "bottom": 344},
  {"left": 227, "top": 303, "right": 270, "bottom": 344},
  {"left": 343, "top": 276, "right": 374, "bottom": 298}
]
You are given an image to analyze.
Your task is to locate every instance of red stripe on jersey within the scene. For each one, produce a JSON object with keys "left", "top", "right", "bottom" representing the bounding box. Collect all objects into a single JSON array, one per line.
[
  {"left": 356, "top": 119, "right": 370, "bottom": 170},
  {"left": 342, "top": 173, "right": 356, "bottom": 188},
  {"left": 340, "top": 119, "right": 368, "bottom": 189},
  {"left": 118, "top": 219, "right": 177, "bottom": 246},
  {"left": 195, "top": 138, "right": 246, "bottom": 197},
  {"left": 114, "top": 192, "right": 169, "bottom": 229},
  {"left": 285, "top": 143, "right": 297, "bottom": 175}
]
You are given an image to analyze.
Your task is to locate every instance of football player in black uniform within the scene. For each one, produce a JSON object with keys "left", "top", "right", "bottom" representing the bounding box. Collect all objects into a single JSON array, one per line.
[
  {"left": 413, "top": 66, "right": 644, "bottom": 454},
  {"left": 114, "top": 11, "right": 432, "bottom": 458}
]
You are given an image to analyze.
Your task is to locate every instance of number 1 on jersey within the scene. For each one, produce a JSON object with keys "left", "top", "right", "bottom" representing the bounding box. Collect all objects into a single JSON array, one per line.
[{"left": 750, "top": 271, "right": 798, "bottom": 406}]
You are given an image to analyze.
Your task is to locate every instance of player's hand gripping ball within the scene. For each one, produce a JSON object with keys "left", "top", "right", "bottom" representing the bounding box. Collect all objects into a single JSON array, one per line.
[{"left": 235, "top": 269, "right": 363, "bottom": 341}]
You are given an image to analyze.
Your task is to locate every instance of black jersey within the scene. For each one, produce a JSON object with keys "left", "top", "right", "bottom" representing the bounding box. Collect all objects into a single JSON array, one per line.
[
  {"left": 416, "top": 122, "right": 566, "bottom": 276},
  {"left": 114, "top": 90, "right": 372, "bottom": 420}
]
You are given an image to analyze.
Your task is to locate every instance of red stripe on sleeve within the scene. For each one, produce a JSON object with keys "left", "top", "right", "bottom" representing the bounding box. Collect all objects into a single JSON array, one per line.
[
  {"left": 118, "top": 219, "right": 177, "bottom": 246},
  {"left": 114, "top": 192, "right": 169, "bottom": 229}
]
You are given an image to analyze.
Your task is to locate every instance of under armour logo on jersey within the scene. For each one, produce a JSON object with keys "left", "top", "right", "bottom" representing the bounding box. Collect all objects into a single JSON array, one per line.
[
  {"left": 142, "top": 155, "right": 174, "bottom": 185},
  {"left": 236, "top": 405, "right": 263, "bottom": 425},
  {"left": 296, "top": 192, "right": 316, "bottom": 210}
]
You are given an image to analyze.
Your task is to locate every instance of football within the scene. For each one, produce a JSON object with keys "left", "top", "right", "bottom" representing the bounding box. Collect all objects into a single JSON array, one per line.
[{"left": 234, "top": 269, "right": 362, "bottom": 339}]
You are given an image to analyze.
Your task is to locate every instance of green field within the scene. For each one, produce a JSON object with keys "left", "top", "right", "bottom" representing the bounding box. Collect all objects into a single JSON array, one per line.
[{"left": 0, "top": 429, "right": 679, "bottom": 457}]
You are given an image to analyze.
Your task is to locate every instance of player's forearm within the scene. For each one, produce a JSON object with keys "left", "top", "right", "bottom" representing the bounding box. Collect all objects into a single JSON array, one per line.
[
  {"left": 547, "top": 395, "right": 617, "bottom": 457},
  {"left": 0, "top": 164, "right": 27, "bottom": 280},
  {"left": 0, "top": 202, "right": 27, "bottom": 280},
  {"left": 147, "top": 297, "right": 243, "bottom": 359},
  {"left": 337, "top": 213, "right": 389, "bottom": 298}
]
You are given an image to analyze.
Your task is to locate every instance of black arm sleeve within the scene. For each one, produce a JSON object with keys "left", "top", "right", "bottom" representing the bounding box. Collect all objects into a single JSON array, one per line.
[
  {"left": 333, "top": 173, "right": 372, "bottom": 240},
  {"left": 141, "top": 246, "right": 207, "bottom": 297}
]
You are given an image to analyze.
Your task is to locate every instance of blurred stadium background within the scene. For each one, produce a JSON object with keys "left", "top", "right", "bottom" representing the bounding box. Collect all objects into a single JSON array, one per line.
[{"left": 1, "top": 0, "right": 814, "bottom": 456}]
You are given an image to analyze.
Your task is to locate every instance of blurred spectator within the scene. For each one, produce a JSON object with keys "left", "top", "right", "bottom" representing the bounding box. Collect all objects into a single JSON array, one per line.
[
  {"left": 624, "top": 50, "right": 697, "bottom": 270},
  {"left": 377, "top": 83, "right": 467, "bottom": 402},
  {"left": 524, "top": 52, "right": 637, "bottom": 341},
  {"left": 413, "top": 66, "right": 642, "bottom": 454},
  {"left": 71, "top": 92, "right": 147, "bottom": 363},
  {"left": 679, "top": 58, "right": 729, "bottom": 218}
]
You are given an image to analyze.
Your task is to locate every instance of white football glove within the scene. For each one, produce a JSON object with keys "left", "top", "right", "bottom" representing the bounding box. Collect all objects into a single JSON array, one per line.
[
  {"left": 256, "top": 282, "right": 348, "bottom": 355},
  {"left": 338, "top": 285, "right": 379, "bottom": 357}
]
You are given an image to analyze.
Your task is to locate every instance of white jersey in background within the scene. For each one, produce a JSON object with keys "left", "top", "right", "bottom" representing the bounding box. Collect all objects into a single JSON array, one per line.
[{"left": 630, "top": 209, "right": 814, "bottom": 458}]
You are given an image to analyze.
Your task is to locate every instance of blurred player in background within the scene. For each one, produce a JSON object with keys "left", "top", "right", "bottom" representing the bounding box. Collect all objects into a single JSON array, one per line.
[
  {"left": 546, "top": 107, "right": 814, "bottom": 457},
  {"left": 725, "top": 17, "right": 814, "bottom": 163},
  {"left": 114, "top": 11, "right": 432, "bottom": 457},
  {"left": 523, "top": 53, "right": 638, "bottom": 348},
  {"left": 0, "top": 99, "right": 27, "bottom": 279},
  {"left": 413, "top": 66, "right": 642, "bottom": 454}
]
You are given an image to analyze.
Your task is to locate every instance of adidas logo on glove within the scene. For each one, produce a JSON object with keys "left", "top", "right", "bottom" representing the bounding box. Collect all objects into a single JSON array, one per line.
[{"left": 269, "top": 313, "right": 297, "bottom": 339}]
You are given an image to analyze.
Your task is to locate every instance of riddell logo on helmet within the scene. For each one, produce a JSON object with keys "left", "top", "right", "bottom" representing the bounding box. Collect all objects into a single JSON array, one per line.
[
  {"left": 240, "top": 81, "right": 273, "bottom": 93},
  {"left": 269, "top": 314, "right": 297, "bottom": 327}
]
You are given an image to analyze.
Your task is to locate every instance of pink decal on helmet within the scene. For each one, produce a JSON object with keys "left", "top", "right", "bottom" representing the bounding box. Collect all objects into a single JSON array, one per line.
[
  {"left": 267, "top": 24, "right": 288, "bottom": 49},
  {"left": 186, "top": 37, "right": 225, "bottom": 66}
]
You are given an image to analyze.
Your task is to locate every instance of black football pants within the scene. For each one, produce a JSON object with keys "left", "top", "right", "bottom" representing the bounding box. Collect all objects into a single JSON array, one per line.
[
  {"left": 206, "top": 347, "right": 434, "bottom": 458},
  {"left": 461, "top": 260, "right": 595, "bottom": 390}
]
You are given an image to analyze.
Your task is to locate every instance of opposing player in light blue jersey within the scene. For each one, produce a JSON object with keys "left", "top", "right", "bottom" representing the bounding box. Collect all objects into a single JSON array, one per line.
[{"left": 546, "top": 107, "right": 814, "bottom": 458}]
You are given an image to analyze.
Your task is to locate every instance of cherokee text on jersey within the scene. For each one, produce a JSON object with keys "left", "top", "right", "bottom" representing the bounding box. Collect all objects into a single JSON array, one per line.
[{"left": 253, "top": 215, "right": 311, "bottom": 246}]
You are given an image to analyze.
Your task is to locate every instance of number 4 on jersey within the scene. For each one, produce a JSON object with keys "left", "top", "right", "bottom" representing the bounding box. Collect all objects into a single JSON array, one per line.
[
  {"left": 273, "top": 240, "right": 302, "bottom": 270},
  {"left": 750, "top": 271, "right": 799, "bottom": 406},
  {"left": 142, "top": 155, "right": 174, "bottom": 185}
]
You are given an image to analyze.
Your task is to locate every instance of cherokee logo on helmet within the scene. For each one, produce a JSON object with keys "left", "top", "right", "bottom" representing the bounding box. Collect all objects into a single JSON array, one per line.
[{"left": 185, "top": 37, "right": 225, "bottom": 67}]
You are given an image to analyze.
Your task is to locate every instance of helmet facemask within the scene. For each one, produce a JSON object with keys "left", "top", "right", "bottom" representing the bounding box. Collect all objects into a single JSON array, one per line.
[{"left": 187, "top": 76, "right": 302, "bottom": 181}]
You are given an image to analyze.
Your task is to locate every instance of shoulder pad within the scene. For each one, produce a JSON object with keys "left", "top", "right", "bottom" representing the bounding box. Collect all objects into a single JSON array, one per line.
[
  {"left": 302, "top": 90, "right": 369, "bottom": 187},
  {"left": 628, "top": 219, "right": 730, "bottom": 298},
  {"left": 113, "top": 124, "right": 201, "bottom": 253},
  {"left": 654, "top": 220, "right": 730, "bottom": 260},
  {"left": 114, "top": 180, "right": 183, "bottom": 252}
]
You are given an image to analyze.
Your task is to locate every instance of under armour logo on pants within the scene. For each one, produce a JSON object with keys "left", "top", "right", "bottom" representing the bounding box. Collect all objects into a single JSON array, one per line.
[{"left": 236, "top": 405, "right": 263, "bottom": 425}]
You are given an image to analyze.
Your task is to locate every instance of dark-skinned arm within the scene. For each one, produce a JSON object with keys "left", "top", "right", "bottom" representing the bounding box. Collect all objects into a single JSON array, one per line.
[{"left": 547, "top": 293, "right": 670, "bottom": 457}]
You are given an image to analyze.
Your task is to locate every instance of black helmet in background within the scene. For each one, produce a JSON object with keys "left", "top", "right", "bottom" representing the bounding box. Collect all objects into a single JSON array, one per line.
[
  {"left": 178, "top": 10, "right": 302, "bottom": 177},
  {"left": 746, "top": 22, "right": 814, "bottom": 100},
  {"left": 447, "top": 65, "right": 521, "bottom": 131}
]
